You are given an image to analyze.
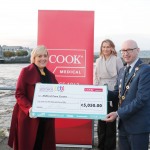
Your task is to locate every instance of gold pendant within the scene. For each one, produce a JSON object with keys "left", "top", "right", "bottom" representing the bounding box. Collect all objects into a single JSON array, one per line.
[
  {"left": 41, "top": 71, "right": 45, "bottom": 76},
  {"left": 122, "top": 96, "right": 125, "bottom": 100}
]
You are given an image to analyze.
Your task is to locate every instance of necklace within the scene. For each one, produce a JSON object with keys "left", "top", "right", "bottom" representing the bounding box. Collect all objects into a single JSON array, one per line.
[
  {"left": 40, "top": 70, "right": 46, "bottom": 76},
  {"left": 118, "top": 63, "right": 144, "bottom": 106}
]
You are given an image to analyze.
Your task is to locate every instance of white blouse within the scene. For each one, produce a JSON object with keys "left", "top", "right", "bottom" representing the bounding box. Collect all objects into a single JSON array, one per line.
[{"left": 94, "top": 55, "right": 123, "bottom": 91}]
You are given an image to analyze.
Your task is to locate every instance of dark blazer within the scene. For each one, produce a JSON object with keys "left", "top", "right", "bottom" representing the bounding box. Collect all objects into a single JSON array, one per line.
[
  {"left": 8, "top": 64, "right": 58, "bottom": 150},
  {"left": 112, "top": 59, "right": 150, "bottom": 134}
]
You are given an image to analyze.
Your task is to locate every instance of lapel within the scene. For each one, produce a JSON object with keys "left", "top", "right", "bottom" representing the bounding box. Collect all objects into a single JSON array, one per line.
[{"left": 121, "top": 59, "right": 143, "bottom": 95}]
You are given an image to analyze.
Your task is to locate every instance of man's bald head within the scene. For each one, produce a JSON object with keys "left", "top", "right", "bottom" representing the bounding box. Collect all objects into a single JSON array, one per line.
[
  {"left": 121, "top": 40, "right": 140, "bottom": 65},
  {"left": 121, "top": 40, "right": 138, "bottom": 50}
]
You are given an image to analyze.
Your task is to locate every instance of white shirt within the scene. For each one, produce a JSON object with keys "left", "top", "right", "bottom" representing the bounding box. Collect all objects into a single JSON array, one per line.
[{"left": 127, "top": 57, "right": 139, "bottom": 73}]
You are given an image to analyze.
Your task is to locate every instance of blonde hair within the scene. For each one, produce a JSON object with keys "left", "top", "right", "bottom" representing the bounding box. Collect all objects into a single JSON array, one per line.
[
  {"left": 30, "top": 45, "right": 48, "bottom": 63},
  {"left": 99, "top": 39, "right": 117, "bottom": 56}
]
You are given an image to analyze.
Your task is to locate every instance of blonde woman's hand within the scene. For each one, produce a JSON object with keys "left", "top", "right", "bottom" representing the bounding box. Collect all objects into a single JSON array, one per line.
[{"left": 29, "top": 107, "right": 37, "bottom": 118}]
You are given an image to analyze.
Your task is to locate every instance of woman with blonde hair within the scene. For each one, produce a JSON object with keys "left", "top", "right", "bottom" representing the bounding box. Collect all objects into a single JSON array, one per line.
[
  {"left": 8, "top": 45, "right": 58, "bottom": 150},
  {"left": 94, "top": 39, "right": 123, "bottom": 150}
]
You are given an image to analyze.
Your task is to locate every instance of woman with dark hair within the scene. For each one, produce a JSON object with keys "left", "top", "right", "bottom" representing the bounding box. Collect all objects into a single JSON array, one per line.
[
  {"left": 8, "top": 45, "right": 58, "bottom": 150},
  {"left": 94, "top": 39, "right": 123, "bottom": 150}
]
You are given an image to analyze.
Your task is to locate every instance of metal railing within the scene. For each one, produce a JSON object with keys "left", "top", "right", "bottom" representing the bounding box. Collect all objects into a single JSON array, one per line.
[{"left": 0, "top": 87, "right": 15, "bottom": 90}]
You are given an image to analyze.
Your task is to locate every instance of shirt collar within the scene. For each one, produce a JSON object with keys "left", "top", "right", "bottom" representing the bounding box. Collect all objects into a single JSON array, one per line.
[{"left": 127, "top": 57, "right": 139, "bottom": 73}]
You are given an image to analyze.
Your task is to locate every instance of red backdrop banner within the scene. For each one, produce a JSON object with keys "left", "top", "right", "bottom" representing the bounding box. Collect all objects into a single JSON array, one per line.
[{"left": 38, "top": 10, "right": 94, "bottom": 146}]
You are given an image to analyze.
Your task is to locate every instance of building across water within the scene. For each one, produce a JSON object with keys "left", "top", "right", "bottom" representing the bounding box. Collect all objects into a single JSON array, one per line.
[{"left": 0, "top": 45, "right": 4, "bottom": 63}]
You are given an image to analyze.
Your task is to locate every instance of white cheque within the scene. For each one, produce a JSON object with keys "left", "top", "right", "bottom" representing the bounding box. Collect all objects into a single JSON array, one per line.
[{"left": 31, "top": 83, "right": 108, "bottom": 119}]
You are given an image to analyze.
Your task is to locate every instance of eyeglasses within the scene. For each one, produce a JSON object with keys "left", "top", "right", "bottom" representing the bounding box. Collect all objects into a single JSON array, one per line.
[{"left": 120, "top": 48, "right": 137, "bottom": 54}]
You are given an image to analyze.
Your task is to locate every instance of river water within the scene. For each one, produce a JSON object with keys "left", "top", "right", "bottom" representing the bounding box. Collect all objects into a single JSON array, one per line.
[
  {"left": 0, "top": 64, "right": 29, "bottom": 130},
  {"left": 0, "top": 64, "right": 29, "bottom": 88}
]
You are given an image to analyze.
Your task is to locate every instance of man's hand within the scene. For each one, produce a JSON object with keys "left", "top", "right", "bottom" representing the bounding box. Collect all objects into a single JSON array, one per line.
[{"left": 103, "top": 112, "right": 118, "bottom": 122}]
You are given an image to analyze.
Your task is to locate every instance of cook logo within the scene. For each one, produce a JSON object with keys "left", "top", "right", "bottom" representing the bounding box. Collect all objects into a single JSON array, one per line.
[{"left": 47, "top": 49, "right": 86, "bottom": 77}]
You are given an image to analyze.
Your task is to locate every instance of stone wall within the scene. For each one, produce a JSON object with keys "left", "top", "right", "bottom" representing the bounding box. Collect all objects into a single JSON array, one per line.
[{"left": 3, "top": 56, "right": 30, "bottom": 63}]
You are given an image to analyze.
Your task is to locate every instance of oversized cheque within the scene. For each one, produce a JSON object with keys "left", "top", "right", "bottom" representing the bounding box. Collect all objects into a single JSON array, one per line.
[{"left": 31, "top": 83, "right": 108, "bottom": 119}]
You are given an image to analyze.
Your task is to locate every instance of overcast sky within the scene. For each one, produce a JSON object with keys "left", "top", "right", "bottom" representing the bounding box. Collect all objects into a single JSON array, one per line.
[{"left": 0, "top": 0, "right": 150, "bottom": 51}]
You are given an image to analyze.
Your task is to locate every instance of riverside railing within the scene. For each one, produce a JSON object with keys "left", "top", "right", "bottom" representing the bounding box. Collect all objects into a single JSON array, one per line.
[{"left": 0, "top": 87, "right": 16, "bottom": 90}]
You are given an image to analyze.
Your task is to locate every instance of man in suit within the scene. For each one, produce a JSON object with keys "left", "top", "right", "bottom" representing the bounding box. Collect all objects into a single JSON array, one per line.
[{"left": 104, "top": 40, "right": 150, "bottom": 150}]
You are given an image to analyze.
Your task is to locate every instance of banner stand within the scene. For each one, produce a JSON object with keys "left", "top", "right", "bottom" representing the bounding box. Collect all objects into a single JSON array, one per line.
[
  {"left": 56, "top": 144, "right": 92, "bottom": 148},
  {"left": 57, "top": 120, "right": 94, "bottom": 148},
  {"left": 38, "top": 10, "right": 94, "bottom": 148}
]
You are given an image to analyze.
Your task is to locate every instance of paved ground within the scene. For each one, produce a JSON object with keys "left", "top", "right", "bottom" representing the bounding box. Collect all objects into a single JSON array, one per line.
[
  {"left": 0, "top": 120, "right": 149, "bottom": 150},
  {"left": 0, "top": 120, "right": 116, "bottom": 150},
  {"left": 0, "top": 136, "right": 99, "bottom": 150},
  {"left": 0, "top": 135, "right": 114, "bottom": 150}
]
